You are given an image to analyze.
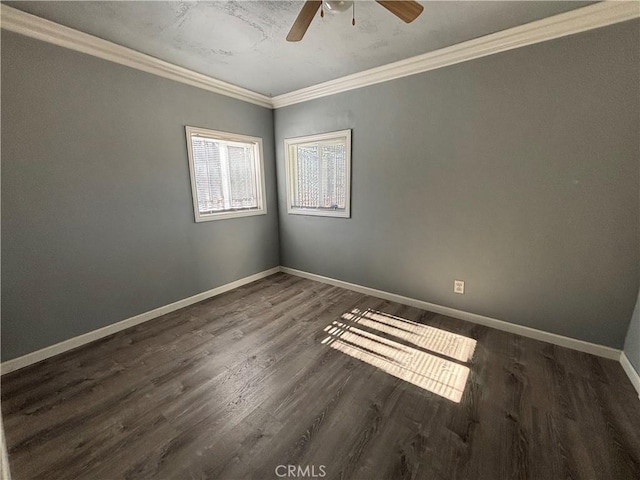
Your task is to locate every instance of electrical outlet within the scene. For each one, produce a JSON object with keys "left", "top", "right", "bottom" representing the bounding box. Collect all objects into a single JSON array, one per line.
[{"left": 454, "top": 280, "right": 465, "bottom": 294}]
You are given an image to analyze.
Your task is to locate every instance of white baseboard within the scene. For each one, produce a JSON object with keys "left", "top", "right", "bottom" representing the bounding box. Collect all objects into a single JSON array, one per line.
[
  {"left": 281, "top": 267, "right": 622, "bottom": 361},
  {"left": 2, "top": 265, "right": 630, "bottom": 378},
  {"left": 620, "top": 352, "right": 640, "bottom": 399},
  {"left": 0, "top": 407, "right": 10, "bottom": 480},
  {"left": 0, "top": 267, "right": 280, "bottom": 375}
]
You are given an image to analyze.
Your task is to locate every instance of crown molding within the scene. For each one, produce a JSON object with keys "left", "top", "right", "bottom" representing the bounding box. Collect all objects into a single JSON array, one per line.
[
  {"left": 0, "top": 4, "right": 273, "bottom": 109},
  {"left": 2, "top": 2, "right": 638, "bottom": 110},
  {"left": 271, "top": 1, "right": 640, "bottom": 108}
]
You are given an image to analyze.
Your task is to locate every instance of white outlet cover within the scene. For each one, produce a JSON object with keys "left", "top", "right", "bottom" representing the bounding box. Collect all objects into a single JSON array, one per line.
[{"left": 454, "top": 280, "right": 465, "bottom": 294}]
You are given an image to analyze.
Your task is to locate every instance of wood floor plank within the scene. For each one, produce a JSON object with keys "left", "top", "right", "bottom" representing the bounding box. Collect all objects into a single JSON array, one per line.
[{"left": 2, "top": 272, "right": 639, "bottom": 479}]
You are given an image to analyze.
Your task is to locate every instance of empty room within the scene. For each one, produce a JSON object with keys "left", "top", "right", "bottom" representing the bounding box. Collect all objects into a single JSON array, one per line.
[{"left": 1, "top": 1, "right": 639, "bottom": 479}]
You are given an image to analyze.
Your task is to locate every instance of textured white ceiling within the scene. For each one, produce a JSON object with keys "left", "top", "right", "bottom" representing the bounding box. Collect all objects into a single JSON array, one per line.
[{"left": 6, "top": 1, "right": 594, "bottom": 96}]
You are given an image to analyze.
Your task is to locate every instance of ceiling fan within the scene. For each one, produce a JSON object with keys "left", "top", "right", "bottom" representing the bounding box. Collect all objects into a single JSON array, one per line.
[{"left": 287, "top": 1, "right": 424, "bottom": 42}]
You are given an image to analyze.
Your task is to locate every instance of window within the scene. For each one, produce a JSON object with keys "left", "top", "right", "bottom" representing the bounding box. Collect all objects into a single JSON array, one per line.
[
  {"left": 284, "top": 129, "right": 351, "bottom": 218},
  {"left": 185, "top": 126, "right": 266, "bottom": 222}
]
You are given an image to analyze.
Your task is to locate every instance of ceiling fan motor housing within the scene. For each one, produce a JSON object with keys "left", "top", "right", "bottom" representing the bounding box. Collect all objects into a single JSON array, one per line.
[{"left": 324, "top": 1, "right": 353, "bottom": 14}]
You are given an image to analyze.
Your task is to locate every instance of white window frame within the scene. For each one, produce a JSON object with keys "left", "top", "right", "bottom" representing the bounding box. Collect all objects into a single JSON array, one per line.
[
  {"left": 185, "top": 126, "right": 267, "bottom": 222},
  {"left": 284, "top": 129, "right": 351, "bottom": 218}
]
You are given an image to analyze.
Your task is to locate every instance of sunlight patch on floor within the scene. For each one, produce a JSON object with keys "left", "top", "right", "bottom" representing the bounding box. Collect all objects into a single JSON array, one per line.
[
  {"left": 321, "top": 309, "right": 477, "bottom": 403},
  {"left": 341, "top": 308, "right": 477, "bottom": 362}
]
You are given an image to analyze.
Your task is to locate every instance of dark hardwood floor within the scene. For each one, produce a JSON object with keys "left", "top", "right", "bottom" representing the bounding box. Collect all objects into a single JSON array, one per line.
[{"left": 2, "top": 272, "right": 639, "bottom": 479}]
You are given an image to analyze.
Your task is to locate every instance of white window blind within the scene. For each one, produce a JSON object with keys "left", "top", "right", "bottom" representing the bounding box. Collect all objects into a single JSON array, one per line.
[
  {"left": 186, "top": 126, "right": 266, "bottom": 222},
  {"left": 285, "top": 130, "right": 351, "bottom": 218}
]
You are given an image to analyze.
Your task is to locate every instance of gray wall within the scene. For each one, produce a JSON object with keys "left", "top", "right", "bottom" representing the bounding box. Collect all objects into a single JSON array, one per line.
[
  {"left": 3, "top": 19, "right": 639, "bottom": 362},
  {"left": 624, "top": 291, "right": 640, "bottom": 374},
  {"left": 1, "top": 31, "right": 280, "bottom": 361},
  {"left": 274, "top": 20, "right": 640, "bottom": 348}
]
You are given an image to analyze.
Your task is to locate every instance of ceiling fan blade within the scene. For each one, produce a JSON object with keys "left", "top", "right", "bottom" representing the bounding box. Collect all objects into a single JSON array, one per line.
[
  {"left": 287, "top": 0, "right": 323, "bottom": 42},
  {"left": 376, "top": 1, "right": 424, "bottom": 23}
]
